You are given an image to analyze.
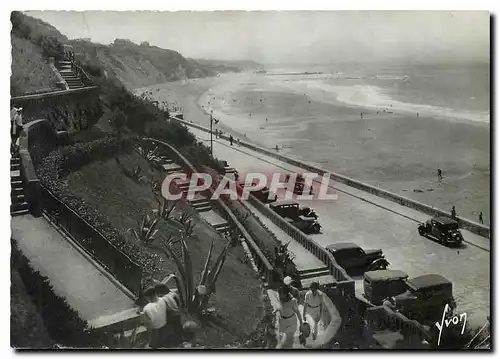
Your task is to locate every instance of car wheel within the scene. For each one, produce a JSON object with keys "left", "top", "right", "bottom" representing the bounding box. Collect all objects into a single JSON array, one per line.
[{"left": 418, "top": 228, "right": 424, "bottom": 236}]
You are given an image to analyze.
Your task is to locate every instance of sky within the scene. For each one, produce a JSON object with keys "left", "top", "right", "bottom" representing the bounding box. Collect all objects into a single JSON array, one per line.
[{"left": 26, "top": 11, "right": 490, "bottom": 64}]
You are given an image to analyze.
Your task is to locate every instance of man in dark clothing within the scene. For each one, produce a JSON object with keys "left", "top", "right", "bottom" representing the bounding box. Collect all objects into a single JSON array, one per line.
[
  {"left": 479, "top": 212, "right": 484, "bottom": 224},
  {"left": 230, "top": 135, "right": 233, "bottom": 146},
  {"left": 437, "top": 168, "right": 443, "bottom": 181},
  {"left": 451, "top": 206, "right": 457, "bottom": 220}
]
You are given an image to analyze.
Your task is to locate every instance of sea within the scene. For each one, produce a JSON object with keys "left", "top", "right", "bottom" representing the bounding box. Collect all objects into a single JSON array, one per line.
[{"left": 179, "top": 62, "right": 492, "bottom": 223}]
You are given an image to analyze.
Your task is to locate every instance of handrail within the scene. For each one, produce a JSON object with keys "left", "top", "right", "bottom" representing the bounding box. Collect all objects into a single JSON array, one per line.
[
  {"left": 11, "top": 86, "right": 99, "bottom": 102},
  {"left": 39, "top": 183, "right": 143, "bottom": 296},
  {"left": 172, "top": 116, "right": 490, "bottom": 239}
]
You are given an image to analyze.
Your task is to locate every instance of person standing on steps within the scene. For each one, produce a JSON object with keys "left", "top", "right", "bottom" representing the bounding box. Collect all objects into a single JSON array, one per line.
[
  {"left": 275, "top": 285, "right": 303, "bottom": 349},
  {"left": 451, "top": 206, "right": 457, "bottom": 220},
  {"left": 303, "top": 282, "right": 325, "bottom": 341},
  {"left": 479, "top": 211, "right": 484, "bottom": 224}
]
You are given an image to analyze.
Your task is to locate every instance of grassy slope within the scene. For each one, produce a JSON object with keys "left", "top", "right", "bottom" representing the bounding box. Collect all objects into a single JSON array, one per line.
[
  {"left": 64, "top": 150, "right": 264, "bottom": 346},
  {"left": 11, "top": 268, "right": 52, "bottom": 348},
  {"left": 11, "top": 35, "right": 60, "bottom": 96}
]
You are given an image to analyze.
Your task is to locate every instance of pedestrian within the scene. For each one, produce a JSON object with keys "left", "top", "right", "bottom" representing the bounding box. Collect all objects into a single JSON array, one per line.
[
  {"left": 275, "top": 145, "right": 279, "bottom": 151},
  {"left": 155, "top": 284, "right": 184, "bottom": 347},
  {"left": 283, "top": 276, "right": 300, "bottom": 303},
  {"left": 451, "top": 206, "right": 457, "bottom": 220},
  {"left": 417, "top": 112, "right": 419, "bottom": 118},
  {"left": 275, "top": 285, "right": 303, "bottom": 349},
  {"left": 11, "top": 106, "right": 23, "bottom": 149},
  {"left": 229, "top": 135, "right": 233, "bottom": 146},
  {"left": 437, "top": 168, "right": 443, "bottom": 181},
  {"left": 139, "top": 287, "right": 168, "bottom": 349},
  {"left": 479, "top": 211, "right": 484, "bottom": 224},
  {"left": 303, "top": 282, "right": 324, "bottom": 341}
]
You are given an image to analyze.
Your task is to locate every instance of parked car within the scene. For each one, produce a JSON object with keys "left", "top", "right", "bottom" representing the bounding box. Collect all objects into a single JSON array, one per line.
[
  {"left": 363, "top": 270, "right": 409, "bottom": 306},
  {"left": 270, "top": 201, "right": 321, "bottom": 234},
  {"left": 325, "top": 242, "right": 387, "bottom": 272},
  {"left": 418, "top": 217, "right": 464, "bottom": 246},
  {"left": 252, "top": 186, "right": 278, "bottom": 203},
  {"left": 389, "top": 274, "right": 457, "bottom": 323}
]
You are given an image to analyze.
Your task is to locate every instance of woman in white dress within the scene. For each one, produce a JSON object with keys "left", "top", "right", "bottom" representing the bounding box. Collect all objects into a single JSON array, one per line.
[
  {"left": 276, "top": 285, "right": 303, "bottom": 349},
  {"left": 303, "top": 282, "right": 324, "bottom": 340}
]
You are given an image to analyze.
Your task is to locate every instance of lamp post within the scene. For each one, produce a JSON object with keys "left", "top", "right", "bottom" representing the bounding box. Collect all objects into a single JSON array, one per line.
[{"left": 210, "top": 110, "right": 214, "bottom": 157}]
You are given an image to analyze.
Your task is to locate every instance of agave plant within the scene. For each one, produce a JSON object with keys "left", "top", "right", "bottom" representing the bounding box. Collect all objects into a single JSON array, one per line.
[
  {"left": 177, "top": 212, "right": 195, "bottom": 238},
  {"left": 154, "top": 193, "right": 177, "bottom": 221},
  {"left": 128, "top": 211, "right": 161, "bottom": 245},
  {"left": 162, "top": 236, "right": 231, "bottom": 314}
]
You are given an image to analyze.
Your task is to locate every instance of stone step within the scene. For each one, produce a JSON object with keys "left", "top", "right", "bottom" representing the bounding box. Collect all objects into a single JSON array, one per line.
[
  {"left": 299, "top": 268, "right": 331, "bottom": 280},
  {"left": 194, "top": 205, "right": 212, "bottom": 213},
  {"left": 11, "top": 157, "right": 20, "bottom": 164},
  {"left": 188, "top": 197, "right": 209, "bottom": 205},
  {"left": 11, "top": 187, "right": 24, "bottom": 196},
  {"left": 11, "top": 163, "right": 20, "bottom": 171},
  {"left": 11, "top": 194, "right": 26, "bottom": 204},
  {"left": 164, "top": 166, "right": 183, "bottom": 173},
  {"left": 11, "top": 201, "right": 29, "bottom": 213},
  {"left": 300, "top": 274, "right": 336, "bottom": 289},
  {"left": 11, "top": 208, "right": 29, "bottom": 217},
  {"left": 298, "top": 266, "right": 330, "bottom": 276},
  {"left": 11, "top": 180, "right": 23, "bottom": 188},
  {"left": 11, "top": 170, "right": 21, "bottom": 180},
  {"left": 224, "top": 167, "right": 237, "bottom": 174}
]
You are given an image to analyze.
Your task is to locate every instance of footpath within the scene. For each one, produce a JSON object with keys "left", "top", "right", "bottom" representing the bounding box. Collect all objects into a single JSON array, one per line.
[{"left": 11, "top": 214, "right": 137, "bottom": 329}]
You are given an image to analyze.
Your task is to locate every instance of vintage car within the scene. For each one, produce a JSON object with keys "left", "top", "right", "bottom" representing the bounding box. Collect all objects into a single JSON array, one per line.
[
  {"left": 271, "top": 201, "right": 321, "bottom": 234},
  {"left": 418, "top": 217, "right": 464, "bottom": 246},
  {"left": 269, "top": 200, "right": 318, "bottom": 219},
  {"left": 325, "top": 242, "right": 387, "bottom": 272},
  {"left": 389, "top": 274, "right": 457, "bottom": 323},
  {"left": 363, "top": 270, "right": 409, "bottom": 306},
  {"left": 252, "top": 186, "right": 278, "bottom": 203}
]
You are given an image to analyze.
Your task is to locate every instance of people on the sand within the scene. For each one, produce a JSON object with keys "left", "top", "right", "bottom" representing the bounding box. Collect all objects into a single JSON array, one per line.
[
  {"left": 451, "top": 206, "right": 457, "bottom": 220},
  {"left": 479, "top": 211, "right": 484, "bottom": 224},
  {"left": 303, "top": 282, "right": 324, "bottom": 341},
  {"left": 275, "top": 285, "right": 303, "bottom": 349},
  {"left": 437, "top": 168, "right": 443, "bottom": 181},
  {"left": 140, "top": 287, "right": 169, "bottom": 349}
]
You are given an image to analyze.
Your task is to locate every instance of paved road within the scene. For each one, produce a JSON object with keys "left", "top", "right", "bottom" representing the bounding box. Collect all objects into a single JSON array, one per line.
[{"left": 188, "top": 126, "right": 490, "bottom": 327}]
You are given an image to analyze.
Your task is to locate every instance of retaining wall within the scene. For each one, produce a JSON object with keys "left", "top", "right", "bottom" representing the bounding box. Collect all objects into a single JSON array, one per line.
[{"left": 172, "top": 117, "right": 489, "bottom": 239}]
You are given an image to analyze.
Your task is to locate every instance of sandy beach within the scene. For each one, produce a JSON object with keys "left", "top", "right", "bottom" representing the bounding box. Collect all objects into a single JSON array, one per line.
[{"left": 136, "top": 71, "right": 490, "bottom": 225}]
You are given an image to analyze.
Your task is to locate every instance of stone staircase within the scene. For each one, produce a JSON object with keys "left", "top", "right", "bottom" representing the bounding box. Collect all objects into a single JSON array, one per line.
[
  {"left": 56, "top": 60, "right": 85, "bottom": 90},
  {"left": 10, "top": 153, "right": 29, "bottom": 217}
]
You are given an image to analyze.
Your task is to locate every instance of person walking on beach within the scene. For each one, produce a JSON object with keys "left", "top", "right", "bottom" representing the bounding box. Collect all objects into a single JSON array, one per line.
[
  {"left": 437, "top": 168, "right": 443, "bottom": 181},
  {"left": 140, "top": 287, "right": 168, "bottom": 349},
  {"left": 451, "top": 206, "right": 457, "bottom": 220},
  {"left": 275, "top": 285, "right": 303, "bottom": 349},
  {"left": 229, "top": 135, "right": 234, "bottom": 146},
  {"left": 479, "top": 212, "right": 484, "bottom": 224},
  {"left": 303, "top": 282, "right": 324, "bottom": 341}
]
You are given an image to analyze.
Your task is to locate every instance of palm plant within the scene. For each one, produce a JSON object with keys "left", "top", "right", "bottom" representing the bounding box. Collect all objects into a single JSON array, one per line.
[{"left": 128, "top": 211, "right": 161, "bottom": 245}]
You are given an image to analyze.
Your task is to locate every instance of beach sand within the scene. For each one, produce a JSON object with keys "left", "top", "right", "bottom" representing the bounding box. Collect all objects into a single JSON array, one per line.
[{"left": 137, "top": 73, "right": 490, "bottom": 225}]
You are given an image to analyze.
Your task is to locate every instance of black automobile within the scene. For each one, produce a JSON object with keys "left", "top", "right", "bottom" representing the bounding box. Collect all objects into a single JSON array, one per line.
[
  {"left": 325, "top": 242, "right": 387, "bottom": 272},
  {"left": 418, "top": 217, "right": 464, "bottom": 246}
]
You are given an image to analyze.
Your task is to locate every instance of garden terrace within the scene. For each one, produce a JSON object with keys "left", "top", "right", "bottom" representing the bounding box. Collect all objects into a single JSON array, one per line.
[{"left": 57, "top": 144, "right": 265, "bottom": 346}]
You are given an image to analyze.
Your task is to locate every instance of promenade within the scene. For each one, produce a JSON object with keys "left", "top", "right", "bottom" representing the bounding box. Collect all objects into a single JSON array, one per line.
[
  {"left": 187, "top": 125, "right": 490, "bottom": 328},
  {"left": 11, "top": 214, "right": 137, "bottom": 328}
]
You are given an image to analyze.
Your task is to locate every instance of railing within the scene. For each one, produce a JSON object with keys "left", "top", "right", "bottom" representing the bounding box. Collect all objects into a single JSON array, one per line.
[
  {"left": 142, "top": 137, "right": 275, "bottom": 285},
  {"left": 11, "top": 86, "right": 99, "bottom": 103},
  {"left": 247, "top": 194, "right": 353, "bottom": 289},
  {"left": 172, "top": 116, "right": 490, "bottom": 239},
  {"left": 71, "top": 62, "right": 94, "bottom": 87},
  {"left": 39, "top": 185, "right": 142, "bottom": 297}
]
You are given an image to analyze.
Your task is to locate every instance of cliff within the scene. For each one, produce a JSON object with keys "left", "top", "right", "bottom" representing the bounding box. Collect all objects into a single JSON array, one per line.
[{"left": 11, "top": 11, "right": 243, "bottom": 94}]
